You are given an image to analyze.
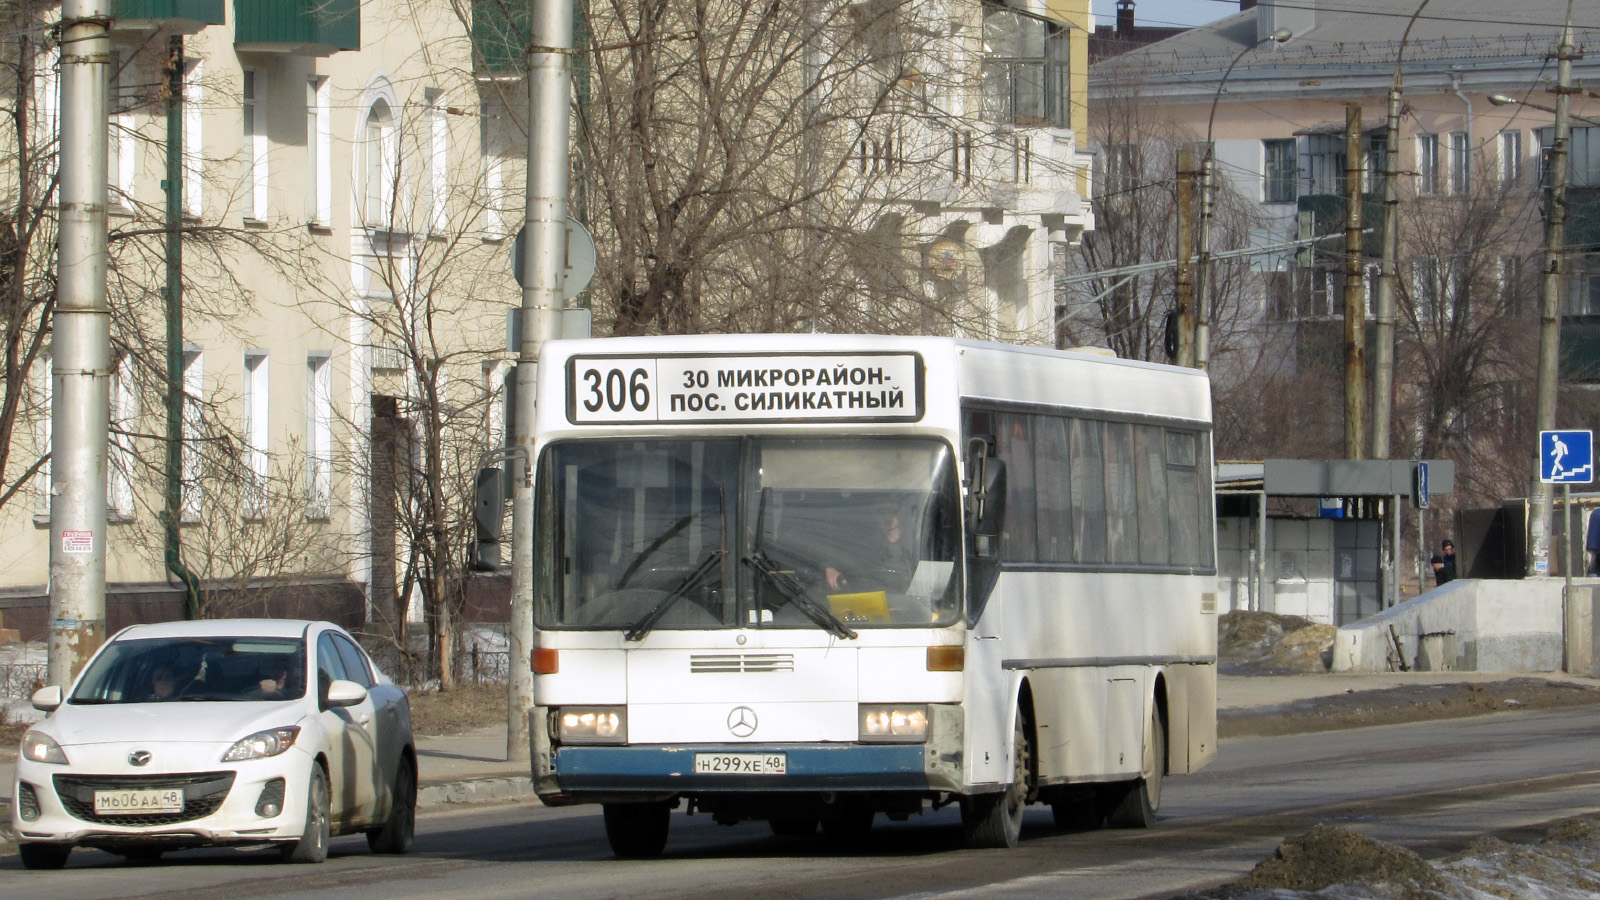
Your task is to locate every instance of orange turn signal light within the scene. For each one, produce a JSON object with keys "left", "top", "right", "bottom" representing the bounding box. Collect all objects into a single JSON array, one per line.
[
  {"left": 926, "top": 646, "right": 964, "bottom": 672},
  {"left": 531, "top": 648, "right": 560, "bottom": 674}
]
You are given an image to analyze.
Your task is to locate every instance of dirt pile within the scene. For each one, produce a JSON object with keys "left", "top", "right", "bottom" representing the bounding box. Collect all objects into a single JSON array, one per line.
[
  {"left": 1219, "top": 610, "right": 1335, "bottom": 675},
  {"left": 1184, "top": 816, "right": 1600, "bottom": 900},
  {"left": 1232, "top": 824, "right": 1446, "bottom": 899}
]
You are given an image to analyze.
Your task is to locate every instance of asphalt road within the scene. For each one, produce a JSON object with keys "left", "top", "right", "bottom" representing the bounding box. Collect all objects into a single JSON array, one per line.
[{"left": 6, "top": 705, "right": 1598, "bottom": 900}]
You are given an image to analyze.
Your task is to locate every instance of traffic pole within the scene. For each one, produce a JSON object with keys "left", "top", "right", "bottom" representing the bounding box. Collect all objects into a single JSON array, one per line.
[
  {"left": 507, "top": 0, "right": 573, "bottom": 762},
  {"left": 49, "top": 0, "right": 112, "bottom": 685}
]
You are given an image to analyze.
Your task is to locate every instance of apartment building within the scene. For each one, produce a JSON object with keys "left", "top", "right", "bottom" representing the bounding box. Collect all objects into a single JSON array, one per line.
[{"left": 0, "top": 0, "right": 1096, "bottom": 641}]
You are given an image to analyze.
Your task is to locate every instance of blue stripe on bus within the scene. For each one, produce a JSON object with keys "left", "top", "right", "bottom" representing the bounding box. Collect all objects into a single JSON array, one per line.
[{"left": 553, "top": 744, "right": 929, "bottom": 792}]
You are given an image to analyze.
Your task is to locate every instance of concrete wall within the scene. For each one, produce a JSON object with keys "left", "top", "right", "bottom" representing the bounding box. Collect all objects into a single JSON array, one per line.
[{"left": 1331, "top": 578, "right": 1580, "bottom": 673}]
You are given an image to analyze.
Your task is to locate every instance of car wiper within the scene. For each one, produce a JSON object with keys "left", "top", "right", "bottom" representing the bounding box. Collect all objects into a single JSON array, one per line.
[
  {"left": 624, "top": 550, "right": 725, "bottom": 642},
  {"left": 741, "top": 551, "right": 858, "bottom": 640}
]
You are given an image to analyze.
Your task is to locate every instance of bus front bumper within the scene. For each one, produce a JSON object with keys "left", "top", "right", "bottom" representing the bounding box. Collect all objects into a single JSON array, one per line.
[{"left": 531, "top": 706, "right": 964, "bottom": 800}]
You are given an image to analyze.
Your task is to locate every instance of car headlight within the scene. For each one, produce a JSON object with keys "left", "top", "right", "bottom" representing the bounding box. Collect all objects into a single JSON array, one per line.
[
  {"left": 859, "top": 705, "right": 929, "bottom": 743},
  {"left": 222, "top": 726, "right": 302, "bottom": 762},
  {"left": 21, "top": 730, "right": 70, "bottom": 765},
  {"left": 553, "top": 707, "right": 626, "bottom": 744}
]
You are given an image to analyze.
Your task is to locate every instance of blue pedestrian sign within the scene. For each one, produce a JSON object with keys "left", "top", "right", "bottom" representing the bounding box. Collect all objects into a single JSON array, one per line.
[{"left": 1540, "top": 430, "right": 1594, "bottom": 484}]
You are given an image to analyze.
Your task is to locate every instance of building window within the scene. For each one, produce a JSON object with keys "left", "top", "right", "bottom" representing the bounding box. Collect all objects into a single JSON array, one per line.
[
  {"left": 181, "top": 348, "right": 204, "bottom": 522},
  {"left": 243, "top": 69, "right": 268, "bottom": 221},
  {"left": 481, "top": 97, "right": 506, "bottom": 237},
  {"left": 306, "top": 76, "right": 331, "bottom": 225},
  {"left": 109, "top": 355, "right": 135, "bottom": 518},
  {"left": 1448, "top": 131, "right": 1469, "bottom": 195},
  {"left": 1415, "top": 133, "right": 1439, "bottom": 196},
  {"left": 1499, "top": 129, "right": 1523, "bottom": 186},
  {"left": 1263, "top": 138, "right": 1297, "bottom": 203},
  {"left": 244, "top": 352, "right": 269, "bottom": 518},
  {"left": 980, "top": 2, "right": 1071, "bottom": 128},
  {"left": 183, "top": 60, "right": 203, "bottom": 217},
  {"left": 423, "top": 88, "right": 448, "bottom": 234},
  {"left": 108, "top": 49, "right": 134, "bottom": 210},
  {"left": 1364, "top": 131, "right": 1388, "bottom": 195},
  {"left": 1101, "top": 143, "right": 1136, "bottom": 198},
  {"left": 1304, "top": 134, "right": 1345, "bottom": 196},
  {"left": 363, "top": 99, "right": 396, "bottom": 228},
  {"left": 1537, "top": 125, "right": 1600, "bottom": 189},
  {"left": 306, "top": 354, "right": 332, "bottom": 518},
  {"left": 1412, "top": 256, "right": 1443, "bottom": 324}
]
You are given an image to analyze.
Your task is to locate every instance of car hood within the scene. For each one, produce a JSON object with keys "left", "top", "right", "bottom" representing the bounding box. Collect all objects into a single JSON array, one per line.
[{"left": 45, "top": 700, "right": 309, "bottom": 747}]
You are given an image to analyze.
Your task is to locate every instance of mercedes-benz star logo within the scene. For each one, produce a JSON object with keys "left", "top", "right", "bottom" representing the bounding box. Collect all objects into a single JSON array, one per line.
[
  {"left": 129, "top": 750, "right": 152, "bottom": 767},
  {"left": 726, "top": 706, "right": 758, "bottom": 738}
]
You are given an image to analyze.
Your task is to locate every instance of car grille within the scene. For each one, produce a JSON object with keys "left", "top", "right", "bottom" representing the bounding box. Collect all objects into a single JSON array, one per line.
[
  {"left": 690, "top": 653, "right": 795, "bottom": 673},
  {"left": 54, "top": 772, "right": 236, "bottom": 826}
]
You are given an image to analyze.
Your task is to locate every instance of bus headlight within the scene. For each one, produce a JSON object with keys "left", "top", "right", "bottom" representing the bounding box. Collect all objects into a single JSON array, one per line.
[
  {"left": 859, "top": 705, "right": 929, "bottom": 743},
  {"left": 553, "top": 707, "right": 627, "bottom": 744}
]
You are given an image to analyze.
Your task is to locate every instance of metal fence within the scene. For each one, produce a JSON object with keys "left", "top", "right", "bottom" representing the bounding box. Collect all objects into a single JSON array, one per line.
[
  {"left": 368, "top": 646, "right": 509, "bottom": 689},
  {"left": 1, "top": 664, "right": 47, "bottom": 700}
]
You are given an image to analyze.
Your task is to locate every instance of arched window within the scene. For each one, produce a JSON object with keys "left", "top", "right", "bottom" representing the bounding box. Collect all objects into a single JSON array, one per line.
[{"left": 363, "top": 98, "right": 395, "bottom": 226}]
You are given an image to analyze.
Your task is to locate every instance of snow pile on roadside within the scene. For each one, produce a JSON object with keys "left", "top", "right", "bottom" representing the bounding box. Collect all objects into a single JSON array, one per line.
[
  {"left": 1219, "top": 611, "right": 1336, "bottom": 675},
  {"left": 1185, "top": 819, "right": 1600, "bottom": 900}
]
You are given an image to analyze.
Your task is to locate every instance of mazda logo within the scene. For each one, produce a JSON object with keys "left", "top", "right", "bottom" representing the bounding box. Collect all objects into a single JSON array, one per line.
[
  {"left": 726, "top": 706, "right": 758, "bottom": 738},
  {"left": 129, "top": 750, "right": 152, "bottom": 767}
]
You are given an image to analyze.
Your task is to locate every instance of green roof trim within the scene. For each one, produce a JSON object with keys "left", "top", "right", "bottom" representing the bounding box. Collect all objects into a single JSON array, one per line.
[
  {"left": 234, "top": 0, "right": 360, "bottom": 54},
  {"left": 111, "top": 0, "right": 225, "bottom": 26}
]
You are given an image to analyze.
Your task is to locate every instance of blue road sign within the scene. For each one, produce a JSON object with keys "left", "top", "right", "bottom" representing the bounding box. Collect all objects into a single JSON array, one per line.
[
  {"left": 1540, "top": 430, "right": 1595, "bottom": 484},
  {"left": 1416, "top": 461, "right": 1430, "bottom": 508}
]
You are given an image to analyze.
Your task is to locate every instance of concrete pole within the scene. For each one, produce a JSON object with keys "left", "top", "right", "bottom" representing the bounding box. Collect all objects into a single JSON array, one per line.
[
  {"left": 1371, "top": 83, "right": 1400, "bottom": 461},
  {"left": 1343, "top": 104, "right": 1367, "bottom": 461},
  {"left": 1528, "top": 13, "right": 1575, "bottom": 578},
  {"left": 1174, "top": 148, "right": 1194, "bottom": 368},
  {"left": 49, "top": 0, "right": 112, "bottom": 685},
  {"left": 507, "top": 0, "right": 572, "bottom": 762}
]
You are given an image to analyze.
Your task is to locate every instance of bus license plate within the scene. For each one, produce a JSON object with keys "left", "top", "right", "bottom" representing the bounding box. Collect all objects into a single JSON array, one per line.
[
  {"left": 693, "top": 753, "right": 787, "bottom": 775},
  {"left": 95, "top": 788, "right": 184, "bottom": 815}
]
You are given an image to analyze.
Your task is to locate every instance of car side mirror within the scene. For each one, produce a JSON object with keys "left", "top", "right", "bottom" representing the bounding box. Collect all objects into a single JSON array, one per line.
[
  {"left": 324, "top": 679, "right": 368, "bottom": 709},
  {"left": 31, "top": 685, "right": 63, "bottom": 712}
]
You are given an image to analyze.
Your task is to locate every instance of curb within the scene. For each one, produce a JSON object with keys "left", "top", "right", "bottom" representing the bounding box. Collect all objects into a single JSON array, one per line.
[{"left": 418, "top": 775, "right": 535, "bottom": 808}]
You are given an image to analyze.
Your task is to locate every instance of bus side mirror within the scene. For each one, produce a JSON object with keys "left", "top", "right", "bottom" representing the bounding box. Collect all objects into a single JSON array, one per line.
[
  {"left": 965, "top": 451, "right": 1007, "bottom": 538},
  {"left": 473, "top": 467, "right": 505, "bottom": 571}
]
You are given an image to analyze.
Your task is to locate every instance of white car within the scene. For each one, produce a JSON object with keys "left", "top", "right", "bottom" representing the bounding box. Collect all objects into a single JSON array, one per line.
[{"left": 11, "top": 619, "right": 416, "bottom": 869}]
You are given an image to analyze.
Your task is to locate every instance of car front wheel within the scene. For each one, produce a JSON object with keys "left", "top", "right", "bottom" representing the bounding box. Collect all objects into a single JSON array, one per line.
[
  {"left": 19, "top": 843, "right": 72, "bottom": 870},
  {"left": 282, "top": 765, "right": 332, "bottom": 864}
]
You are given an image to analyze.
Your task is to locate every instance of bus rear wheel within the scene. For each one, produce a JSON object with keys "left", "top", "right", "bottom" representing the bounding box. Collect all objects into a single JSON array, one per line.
[
  {"left": 1105, "top": 705, "right": 1164, "bottom": 829},
  {"left": 961, "top": 712, "right": 1030, "bottom": 849},
  {"left": 603, "top": 802, "right": 672, "bottom": 858}
]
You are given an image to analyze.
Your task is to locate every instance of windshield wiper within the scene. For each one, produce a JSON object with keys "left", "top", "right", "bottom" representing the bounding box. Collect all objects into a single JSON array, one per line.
[
  {"left": 615, "top": 514, "right": 694, "bottom": 590},
  {"left": 624, "top": 550, "right": 724, "bottom": 642},
  {"left": 741, "top": 551, "right": 857, "bottom": 641}
]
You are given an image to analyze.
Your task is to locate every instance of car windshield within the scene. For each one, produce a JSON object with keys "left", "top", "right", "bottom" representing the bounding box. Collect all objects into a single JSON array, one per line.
[
  {"left": 70, "top": 637, "right": 307, "bottom": 704},
  {"left": 536, "top": 436, "right": 963, "bottom": 632}
]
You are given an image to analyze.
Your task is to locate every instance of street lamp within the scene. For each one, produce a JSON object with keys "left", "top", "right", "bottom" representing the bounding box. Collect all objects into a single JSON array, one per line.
[
  {"left": 1193, "top": 28, "right": 1292, "bottom": 372},
  {"left": 1488, "top": 94, "right": 1600, "bottom": 127}
]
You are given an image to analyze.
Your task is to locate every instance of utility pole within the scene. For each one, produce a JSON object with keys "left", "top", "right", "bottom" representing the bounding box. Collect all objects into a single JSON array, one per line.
[
  {"left": 163, "top": 36, "right": 200, "bottom": 618},
  {"left": 508, "top": 0, "right": 573, "bottom": 761},
  {"left": 49, "top": 0, "right": 111, "bottom": 685},
  {"left": 1193, "top": 151, "right": 1212, "bottom": 371},
  {"left": 1528, "top": 11, "right": 1576, "bottom": 577},
  {"left": 1175, "top": 148, "right": 1195, "bottom": 368},
  {"left": 1343, "top": 104, "right": 1367, "bottom": 460}
]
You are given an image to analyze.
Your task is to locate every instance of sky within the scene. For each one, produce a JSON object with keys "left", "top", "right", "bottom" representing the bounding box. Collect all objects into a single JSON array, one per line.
[{"left": 1090, "top": 0, "right": 1241, "bottom": 29}]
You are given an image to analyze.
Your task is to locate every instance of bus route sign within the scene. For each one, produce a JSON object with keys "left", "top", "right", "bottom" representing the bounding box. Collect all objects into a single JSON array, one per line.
[{"left": 567, "top": 353, "right": 924, "bottom": 425}]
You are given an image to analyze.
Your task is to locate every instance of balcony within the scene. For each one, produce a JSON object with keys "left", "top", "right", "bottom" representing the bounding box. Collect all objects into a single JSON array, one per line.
[
  {"left": 234, "top": 0, "right": 360, "bottom": 56},
  {"left": 1296, "top": 193, "right": 1385, "bottom": 258},
  {"left": 472, "top": 0, "right": 533, "bottom": 76},
  {"left": 110, "top": 0, "right": 224, "bottom": 35}
]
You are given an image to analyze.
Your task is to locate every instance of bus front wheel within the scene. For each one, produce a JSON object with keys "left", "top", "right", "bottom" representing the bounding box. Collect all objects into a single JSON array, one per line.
[
  {"left": 961, "top": 712, "right": 1030, "bottom": 849},
  {"left": 603, "top": 802, "right": 672, "bottom": 858},
  {"left": 1104, "top": 706, "right": 1164, "bottom": 829}
]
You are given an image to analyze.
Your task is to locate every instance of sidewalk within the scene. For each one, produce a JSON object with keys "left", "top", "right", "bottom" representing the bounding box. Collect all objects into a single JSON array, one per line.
[{"left": 5, "top": 669, "right": 1597, "bottom": 821}]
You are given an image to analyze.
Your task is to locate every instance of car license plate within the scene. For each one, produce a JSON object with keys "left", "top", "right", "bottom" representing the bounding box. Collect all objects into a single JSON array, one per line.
[
  {"left": 94, "top": 788, "right": 184, "bottom": 815},
  {"left": 693, "top": 752, "right": 787, "bottom": 775}
]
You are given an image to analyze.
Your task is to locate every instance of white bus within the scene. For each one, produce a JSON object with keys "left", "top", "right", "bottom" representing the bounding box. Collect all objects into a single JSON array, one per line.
[{"left": 527, "top": 334, "right": 1217, "bottom": 856}]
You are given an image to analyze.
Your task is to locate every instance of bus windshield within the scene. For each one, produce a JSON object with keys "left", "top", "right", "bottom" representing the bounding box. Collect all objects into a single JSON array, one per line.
[{"left": 535, "top": 437, "right": 963, "bottom": 633}]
